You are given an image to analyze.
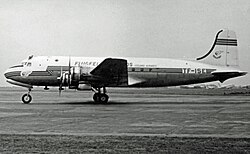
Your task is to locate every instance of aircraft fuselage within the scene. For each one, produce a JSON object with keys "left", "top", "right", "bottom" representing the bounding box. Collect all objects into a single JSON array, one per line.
[{"left": 5, "top": 56, "right": 236, "bottom": 88}]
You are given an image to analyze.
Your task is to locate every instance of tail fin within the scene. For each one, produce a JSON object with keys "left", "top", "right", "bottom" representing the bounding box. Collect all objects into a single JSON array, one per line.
[{"left": 196, "top": 29, "right": 239, "bottom": 67}]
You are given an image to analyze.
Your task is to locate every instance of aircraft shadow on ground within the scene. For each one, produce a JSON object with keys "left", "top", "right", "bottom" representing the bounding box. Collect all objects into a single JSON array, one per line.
[
  {"left": 29, "top": 101, "right": 206, "bottom": 105},
  {"left": 30, "top": 101, "right": 132, "bottom": 105},
  {"left": 59, "top": 101, "right": 131, "bottom": 105}
]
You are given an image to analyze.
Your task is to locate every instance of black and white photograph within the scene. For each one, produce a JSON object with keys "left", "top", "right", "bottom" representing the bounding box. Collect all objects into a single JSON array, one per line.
[{"left": 0, "top": 0, "right": 250, "bottom": 153}]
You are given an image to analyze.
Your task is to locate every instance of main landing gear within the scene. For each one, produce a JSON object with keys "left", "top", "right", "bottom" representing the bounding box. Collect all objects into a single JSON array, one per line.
[
  {"left": 92, "top": 87, "right": 109, "bottom": 103},
  {"left": 21, "top": 88, "right": 32, "bottom": 104},
  {"left": 20, "top": 87, "right": 109, "bottom": 104}
]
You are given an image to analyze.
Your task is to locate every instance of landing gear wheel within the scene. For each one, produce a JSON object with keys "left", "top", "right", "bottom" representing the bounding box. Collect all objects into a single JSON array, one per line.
[
  {"left": 93, "top": 93, "right": 99, "bottom": 103},
  {"left": 22, "top": 94, "right": 32, "bottom": 104},
  {"left": 92, "top": 87, "right": 109, "bottom": 103},
  {"left": 100, "top": 94, "right": 109, "bottom": 103},
  {"left": 93, "top": 93, "right": 109, "bottom": 103}
]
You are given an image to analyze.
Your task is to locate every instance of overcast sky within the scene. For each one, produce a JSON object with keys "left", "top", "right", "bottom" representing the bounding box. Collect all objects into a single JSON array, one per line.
[{"left": 0, "top": 0, "right": 249, "bottom": 86}]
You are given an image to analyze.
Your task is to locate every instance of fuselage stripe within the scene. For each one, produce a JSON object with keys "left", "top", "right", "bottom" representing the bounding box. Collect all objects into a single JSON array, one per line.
[
  {"left": 215, "top": 43, "right": 237, "bottom": 46},
  {"left": 6, "top": 68, "right": 215, "bottom": 78}
]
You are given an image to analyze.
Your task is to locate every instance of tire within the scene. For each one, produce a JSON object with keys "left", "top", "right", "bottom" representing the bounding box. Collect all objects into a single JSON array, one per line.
[
  {"left": 22, "top": 94, "right": 32, "bottom": 104},
  {"left": 93, "top": 93, "right": 99, "bottom": 103},
  {"left": 100, "top": 94, "right": 109, "bottom": 103}
]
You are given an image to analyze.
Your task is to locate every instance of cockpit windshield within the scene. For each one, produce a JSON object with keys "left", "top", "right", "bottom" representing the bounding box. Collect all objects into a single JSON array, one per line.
[
  {"left": 22, "top": 62, "right": 32, "bottom": 67},
  {"left": 20, "top": 55, "right": 33, "bottom": 67}
]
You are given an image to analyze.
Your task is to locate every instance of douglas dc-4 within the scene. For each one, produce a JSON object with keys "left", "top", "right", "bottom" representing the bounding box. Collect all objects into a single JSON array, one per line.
[{"left": 4, "top": 29, "right": 247, "bottom": 104}]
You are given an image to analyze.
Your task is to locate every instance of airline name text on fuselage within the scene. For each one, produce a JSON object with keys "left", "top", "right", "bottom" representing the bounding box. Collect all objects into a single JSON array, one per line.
[
  {"left": 74, "top": 61, "right": 100, "bottom": 66},
  {"left": 74, "top": 61, "right": 152, "bottom": 67}
]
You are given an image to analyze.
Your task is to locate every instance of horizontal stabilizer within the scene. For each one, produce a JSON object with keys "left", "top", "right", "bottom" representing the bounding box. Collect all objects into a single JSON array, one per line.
[
  {"left": 212, "top": 70, "right": 247, "bottom": 83},
  {"left": 128, "top": 76, "right": 145, "bottom": 86},
  {"left": 90, "top": 58, "right": 128, "bottom": 86}
]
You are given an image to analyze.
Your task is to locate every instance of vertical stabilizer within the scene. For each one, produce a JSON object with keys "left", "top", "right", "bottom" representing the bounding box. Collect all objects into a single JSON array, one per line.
[{"left": 196, "top": 29, "right": 239, "bottom": 67}]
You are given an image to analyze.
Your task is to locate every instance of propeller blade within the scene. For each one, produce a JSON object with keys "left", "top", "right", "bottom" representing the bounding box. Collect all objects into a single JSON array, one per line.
[
  {"left": 68, "top": 56, "right": 71, "bottom": 88},
  {"left": 59, "top": 66, "right": 63, "bottom": 96},
  {"left": 59, "top": 88, "right": 62, "bottom": 96}
]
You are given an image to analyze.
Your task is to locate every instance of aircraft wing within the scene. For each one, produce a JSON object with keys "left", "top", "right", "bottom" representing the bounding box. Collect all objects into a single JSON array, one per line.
[
  {"left": 211, "top": 70, "right": 247, "bottom": 83},
  {"left": 90, "top": 58, "right": 128, "bottom": 86}
]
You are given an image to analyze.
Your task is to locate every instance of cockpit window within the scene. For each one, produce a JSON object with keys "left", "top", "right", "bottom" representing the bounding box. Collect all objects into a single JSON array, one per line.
[
  {"left": 27, "top": 62, "right": 31, "bottom": 67},
  {"left": 22, "top": 62, "right": 32, "bottom": 67},
  {"left": 28, "top": 55, "right": 33, "bottom": 60},
  {"left": 9, "top": 65, "right": 23, "bottom": 68}
]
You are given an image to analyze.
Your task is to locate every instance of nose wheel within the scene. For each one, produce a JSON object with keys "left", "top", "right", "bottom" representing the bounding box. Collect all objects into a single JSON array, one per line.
[
  {"left": 21, "top": 89, "right": 32, "bottom": 104},
  {"left": 92, "top": 87, "right": 109, "bottom": 103}
]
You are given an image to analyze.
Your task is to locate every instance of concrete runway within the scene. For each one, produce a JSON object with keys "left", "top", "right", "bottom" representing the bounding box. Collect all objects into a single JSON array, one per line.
[{"left": 0, "top": 87, "right": 250, "bottom": 138}]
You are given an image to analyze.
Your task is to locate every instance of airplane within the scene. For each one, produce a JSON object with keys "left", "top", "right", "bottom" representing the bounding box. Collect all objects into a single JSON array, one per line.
[{"left": 4, "top": 29, "right": 247, "bottom": 104}]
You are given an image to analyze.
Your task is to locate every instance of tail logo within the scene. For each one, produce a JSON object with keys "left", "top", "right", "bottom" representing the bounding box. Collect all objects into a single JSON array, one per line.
[{"left": 213, "top": 50, "right": 224, "bottom": 59}]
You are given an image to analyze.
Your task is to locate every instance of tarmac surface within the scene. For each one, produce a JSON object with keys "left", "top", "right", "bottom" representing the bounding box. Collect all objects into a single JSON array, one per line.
[
  {"left": 0, "top": 87, "right": 250, "bottom": 137},
  {"left": 0, "top": 87, "right": 250, "bottom": 153}
]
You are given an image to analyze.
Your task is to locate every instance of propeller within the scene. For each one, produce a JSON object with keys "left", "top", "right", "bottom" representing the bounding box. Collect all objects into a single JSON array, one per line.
[
  {"left": 59, "top": 66, "right": 63, "bottom": 96},
  {"left": 68, "top": 56, "right": 71, "bottom": 88},
  {"left": 58, "top": 56, "right": 71, "bottom": 96}
]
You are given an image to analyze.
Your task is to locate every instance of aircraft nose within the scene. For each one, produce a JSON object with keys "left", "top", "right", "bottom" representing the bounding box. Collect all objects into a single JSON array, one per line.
[
  {"left": 4, "top": 68, "right": 12, "bottom": 79},
  {"left": 4, "top": 69, "right": 9, "bottom": 79},
  {"left": 4, "top": 68, "right": 20, "bottom": 80}
]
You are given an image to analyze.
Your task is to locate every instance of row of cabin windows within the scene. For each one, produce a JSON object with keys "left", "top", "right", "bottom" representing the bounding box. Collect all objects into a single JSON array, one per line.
[{"left": 130, "top": 68, "right": 154, "bottom": 72}]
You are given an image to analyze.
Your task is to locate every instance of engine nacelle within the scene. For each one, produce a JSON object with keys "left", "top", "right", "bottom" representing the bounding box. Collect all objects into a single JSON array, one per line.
[
  {"left": 59, "top": 66, "right": 90, "bottom": 89},
  {"left": 77, "top": 84, "right": 92, "bottom": 91},
  {"left": 68, "top": 66, "right": 81, "bottom": 88},
  {"left": 71, "top": 66, "right": 81, "bottom": 82}
]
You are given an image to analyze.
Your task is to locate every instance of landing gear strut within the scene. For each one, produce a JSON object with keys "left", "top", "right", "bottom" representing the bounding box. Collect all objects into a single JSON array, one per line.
[
  {"left": 92, "top": 87, "right": 109, "bottom": 103},
  {"left": 21, "top": 88, "right": 32, "bottom": 104}
]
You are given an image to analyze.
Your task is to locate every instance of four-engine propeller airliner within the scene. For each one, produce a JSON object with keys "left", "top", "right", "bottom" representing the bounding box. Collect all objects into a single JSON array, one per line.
[{"left": 4, "top": 29, "right": 247, "bottom": 104}]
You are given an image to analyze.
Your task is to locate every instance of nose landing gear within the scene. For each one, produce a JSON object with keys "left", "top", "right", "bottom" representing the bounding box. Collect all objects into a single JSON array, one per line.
[{"left": 21, "top": 88, "right": 32, "bottom": 104}]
